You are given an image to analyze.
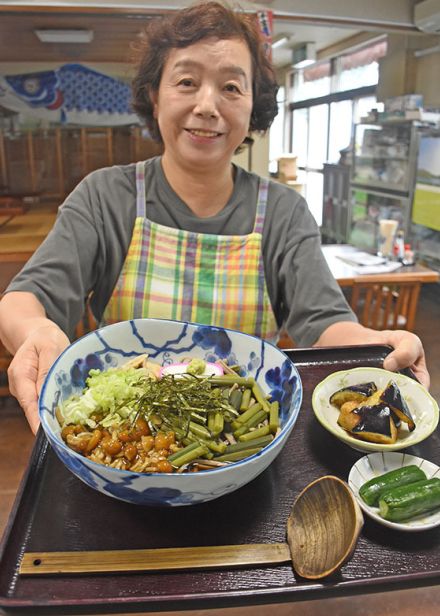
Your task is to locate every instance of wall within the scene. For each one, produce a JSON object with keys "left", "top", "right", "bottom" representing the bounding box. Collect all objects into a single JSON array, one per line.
[
  {"left": 377, "top": 33, "right": 440, "bottom": 105},
  {"left": 232, "top": 133, "right": 270, "bottom": 177},
  {"left": 415, "top": 47, "right": 440, "bottom": 107}
]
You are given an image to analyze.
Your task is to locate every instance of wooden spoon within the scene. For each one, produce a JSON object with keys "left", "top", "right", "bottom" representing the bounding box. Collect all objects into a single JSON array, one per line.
[
  {"left": 287, "top": 474, "right": 364, "bottom": 579},
  {"left": 20, "top": 475, "right": 363, "bottom": 580}
]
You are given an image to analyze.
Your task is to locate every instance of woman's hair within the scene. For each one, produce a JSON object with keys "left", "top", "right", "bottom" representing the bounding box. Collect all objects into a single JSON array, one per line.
[{"left": 132, "top": 1, "right": 279, "bottom": 142}]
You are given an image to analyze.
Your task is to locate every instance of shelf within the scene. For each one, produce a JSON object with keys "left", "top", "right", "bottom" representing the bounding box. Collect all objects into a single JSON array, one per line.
[
  {"left": 356, "top": 155, "right": 409, "bottom": 161},
  {"left": 351, "top": 179, "right": 410, "bottom": 193}
]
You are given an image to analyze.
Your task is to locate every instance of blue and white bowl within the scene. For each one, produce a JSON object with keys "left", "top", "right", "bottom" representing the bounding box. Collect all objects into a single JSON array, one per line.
[{"left": 39, "top": 319, "right": 302, "bottom": 507}]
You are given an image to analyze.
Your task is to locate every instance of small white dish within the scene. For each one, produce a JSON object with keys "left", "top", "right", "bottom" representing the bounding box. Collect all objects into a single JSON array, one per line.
[
  {"left": 312, "top": 367, "right": 439, "bottom": 453},
  {"left": 348, "top": 452, "right": 440, "bottom": 531}
]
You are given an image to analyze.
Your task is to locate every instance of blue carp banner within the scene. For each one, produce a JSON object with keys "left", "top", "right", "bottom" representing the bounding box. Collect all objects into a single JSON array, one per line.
[{"left": 0, "top": 63, "right": 140, "bottom": 126}]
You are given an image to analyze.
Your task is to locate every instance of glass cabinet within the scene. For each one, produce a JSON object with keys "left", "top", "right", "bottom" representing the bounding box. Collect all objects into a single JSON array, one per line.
[
  {"left": 348, "top": 188, "right": 409, "bottom": 253},
  {"left": 321, "top": 163, "right": 351, "bottom": 243},
  {"left": 348, "top": 120, "right": 419, "bottom": 249},
  {"left": 321, "top": 120, "right": 440, "bottom": 273},
  {"left": 352, "top": 121, "right": 418, "bottom": 193}
]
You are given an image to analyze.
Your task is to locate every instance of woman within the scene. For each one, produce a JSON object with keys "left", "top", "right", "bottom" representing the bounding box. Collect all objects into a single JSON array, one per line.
[{"left": 0, "top": 1, "right": 428, "bottom": 434}]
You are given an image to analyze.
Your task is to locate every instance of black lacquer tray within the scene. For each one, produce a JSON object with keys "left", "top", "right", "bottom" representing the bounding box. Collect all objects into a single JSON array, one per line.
[{"left": 1, "top": 345, "right": 439, "bottom": 614}]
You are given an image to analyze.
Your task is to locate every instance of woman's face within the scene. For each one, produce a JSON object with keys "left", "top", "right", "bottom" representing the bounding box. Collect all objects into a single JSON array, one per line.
[{"left": 152, "top": 37, "right": 253, "bottom": 173}]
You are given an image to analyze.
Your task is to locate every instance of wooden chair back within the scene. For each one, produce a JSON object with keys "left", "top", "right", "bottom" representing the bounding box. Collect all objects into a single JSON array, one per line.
[
  {"left": 0, "top": 342, "right": 12, "bottom": 397},
  {"left": 349, "top": 278, "right": 422, "bottom": 331},
  {"left": 277, "top": 329, "right": 296, "bottom": 349},
  {"left": 74, "top": 301, "right": 98, "bottom": 339}
]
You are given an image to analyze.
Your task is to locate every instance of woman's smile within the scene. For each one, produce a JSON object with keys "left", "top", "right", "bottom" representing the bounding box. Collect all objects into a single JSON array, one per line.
[{"left": 185, "top": 128, "right": 223, "bottom": 137}]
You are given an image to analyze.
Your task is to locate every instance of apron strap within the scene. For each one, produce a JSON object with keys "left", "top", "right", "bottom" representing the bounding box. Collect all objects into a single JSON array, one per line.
[
  {"left": 135, "top": 160, "right": 147, "bottom": 218},
  {"left": 252, "top": 178, "right": 269, "bottom": 234}
]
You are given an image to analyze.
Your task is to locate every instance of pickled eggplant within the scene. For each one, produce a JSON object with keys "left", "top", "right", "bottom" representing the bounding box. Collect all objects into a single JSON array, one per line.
[
  {"left": 343, "top": 403, "right": 398, "bottom": 444},
  {"left": 337, "top": 401, "right": 362, "bottom": 432},
  {"left": 331, "top": 377, "right": 415, "bottom": 445},
  {"left": 352, "top": 403, "right": 398, "bottom": 444},
  {"left": 380, "top": 380, "right": 415, "bottom": 431},
  {"left": 330, "top": 382, "right": 378, "bottom": 408}
]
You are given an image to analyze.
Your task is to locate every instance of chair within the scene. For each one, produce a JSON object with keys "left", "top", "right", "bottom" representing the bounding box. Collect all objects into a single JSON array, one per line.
[
  {"left": 349, "top": 278, "right": 422, "bottom": 331},
  {"left": 277, "top": 329, "right": 296, "bottom": 349},
  {"left": 74, "top": 300, "right": 97, "bottom": 338},
  {"left": 0, "top": 342, "right": 12, "bottom": 397},
  {"left": 0, "top": 196, "right": 30, "bottom": 229}
]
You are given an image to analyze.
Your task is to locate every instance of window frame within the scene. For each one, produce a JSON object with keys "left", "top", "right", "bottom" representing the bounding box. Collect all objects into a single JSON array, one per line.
[{"left": 288, "top": 84, "right": 377, "bottom": 160}]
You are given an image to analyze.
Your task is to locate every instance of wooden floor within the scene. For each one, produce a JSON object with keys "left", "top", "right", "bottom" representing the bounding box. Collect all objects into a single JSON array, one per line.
[
  {"left": 0, "top": 270, "right": 439, "bottom": 615},
  {"left": 0, "top": 199, "right": 58, "bottom": 258}
]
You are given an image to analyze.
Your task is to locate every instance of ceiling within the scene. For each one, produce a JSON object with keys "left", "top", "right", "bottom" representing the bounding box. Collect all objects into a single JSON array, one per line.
[{"left": 0, "top": 0, "right": 428, "bottom": 70}]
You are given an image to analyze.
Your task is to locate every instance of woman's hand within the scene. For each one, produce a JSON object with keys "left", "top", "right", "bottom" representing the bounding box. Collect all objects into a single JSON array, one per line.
[
  {"left": 315, "top": 321, "right": 430, "bottom": 389},
  {"left": 7, "top": 324, "right": 70, "bottom": 434},
  {"left": 381, "top": 329, "right": 429, "bottom": 389}
]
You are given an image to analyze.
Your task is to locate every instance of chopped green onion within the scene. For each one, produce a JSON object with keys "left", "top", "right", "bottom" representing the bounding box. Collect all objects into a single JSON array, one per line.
[
  {"left": 269, "top": 401, "right": 280, "bottom": 434},
  {"left": 251, "top": 382, "right": 270, "bottom": 413},
  {"left": 169, "top": 443, "right": 209, "bottom": 468},
  {"left": 229, "top": 389, "right": 243, "bottom": 410},
  {"left": 240, "top": 388, "right": 252, "bottom": 411},
  {"left": 224, "top": 434, "right": 273, "bottom": 453},
  {"left": 208, "top": 411, "right": 224, "bottom": 437},
  {"left": 238, "top": 425, "right": 271, "bottom": 441},
  {"left": 233, "top": 409, "right": 268, "bottom": 438},
  {"left": 189, "top": 421, "right": 211, "bottom": 440},
  {"left": 215, "top": 447, "right": 263, "bottom": 462},
  {"left": 232, "top": 402, "right": 262, "bottom": 428}
]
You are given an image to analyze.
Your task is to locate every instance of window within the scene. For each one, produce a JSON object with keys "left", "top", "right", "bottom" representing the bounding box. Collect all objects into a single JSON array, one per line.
[
  {"left": 307, "top": 104, "right": 329, "bottom": 170},
  {"left": 328, "top": 100, "right": 353, "bottom": 163},
  {"left": 291, "top": 108, "right": 308, "bottom": 167},
  {"left": 282, "top": 38, "right": 387, "bottom": 226},
  {"left": 268, "top": 85, "right": 286, "bottom": 174},
  {"left": 336, "top": 41, "right": 387, "bottom": 92},
  {"left": 292, "top": 61, "right": 331, "bottom": 102}
]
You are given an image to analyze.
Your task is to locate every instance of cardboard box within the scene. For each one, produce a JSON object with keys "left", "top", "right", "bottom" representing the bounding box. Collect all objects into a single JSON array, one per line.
[{"left": 277, "top": 155, "right": 297, "bottom": 180}]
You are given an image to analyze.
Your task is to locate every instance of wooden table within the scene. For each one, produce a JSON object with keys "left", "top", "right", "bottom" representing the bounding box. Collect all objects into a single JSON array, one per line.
[
  {"left": 0, "top": 203, "right": 57, "bottom": 262},
  {"left": 321, "top": 244, "right": 439, "bottom": 287},
  {"left": 0, "top": 196, "right": 30, "bottom": 229}
]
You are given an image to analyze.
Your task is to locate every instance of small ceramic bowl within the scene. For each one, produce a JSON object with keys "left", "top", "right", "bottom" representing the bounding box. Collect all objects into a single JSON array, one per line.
[
  {"left": 348, "top": 452, "right": 440, "bottom": 531},
  {"left": 312, "top": 367, "right": 439, "bottom": 453},
  {"left": 39, "top": 318, "right": 303, "bottom": 507}
]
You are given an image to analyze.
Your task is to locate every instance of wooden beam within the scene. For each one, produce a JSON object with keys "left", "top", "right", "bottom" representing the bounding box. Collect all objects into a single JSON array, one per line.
[
  {"left": 106, "top": 128, "right": 114, "bottom": 167},
  {"left": 0, "top": 5, "right": 169, "bottom": 17},
  {"left": 0, "top": 132, "right": 8, "bottom": 189},
  {"left": 26, "top": 132, "right": 37, "bottom": 192},
  {"left": 80, "top": 128, "right": 88, "bottom": 177}
]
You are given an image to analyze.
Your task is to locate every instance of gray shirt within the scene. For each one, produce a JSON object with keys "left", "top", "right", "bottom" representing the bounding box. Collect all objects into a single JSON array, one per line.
[{"left": 6, "top": 156, "right": 356, "bottom": 345}]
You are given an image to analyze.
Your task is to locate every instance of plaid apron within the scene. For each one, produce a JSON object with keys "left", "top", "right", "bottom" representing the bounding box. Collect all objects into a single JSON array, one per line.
[{"left": 101, "top": 161, "right": 279, "bottom": 340}]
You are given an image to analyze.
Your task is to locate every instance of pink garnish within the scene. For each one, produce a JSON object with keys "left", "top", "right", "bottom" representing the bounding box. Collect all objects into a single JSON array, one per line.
[{"left": 159, "top": 362, "right": 224, "bottom": 378}]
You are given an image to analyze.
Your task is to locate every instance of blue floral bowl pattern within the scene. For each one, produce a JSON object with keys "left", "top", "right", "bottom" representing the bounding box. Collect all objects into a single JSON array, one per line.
[{"left": 39, "top": 319, "right": 302, "bottom": 507}]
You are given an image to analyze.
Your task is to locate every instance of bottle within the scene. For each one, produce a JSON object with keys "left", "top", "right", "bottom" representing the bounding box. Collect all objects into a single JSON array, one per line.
[
  {"left": 403, "top": 243, "right": 415, "bottom": 266},
  {"left": 394, "top": 230, "right": 405, "bottom": 262}
]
